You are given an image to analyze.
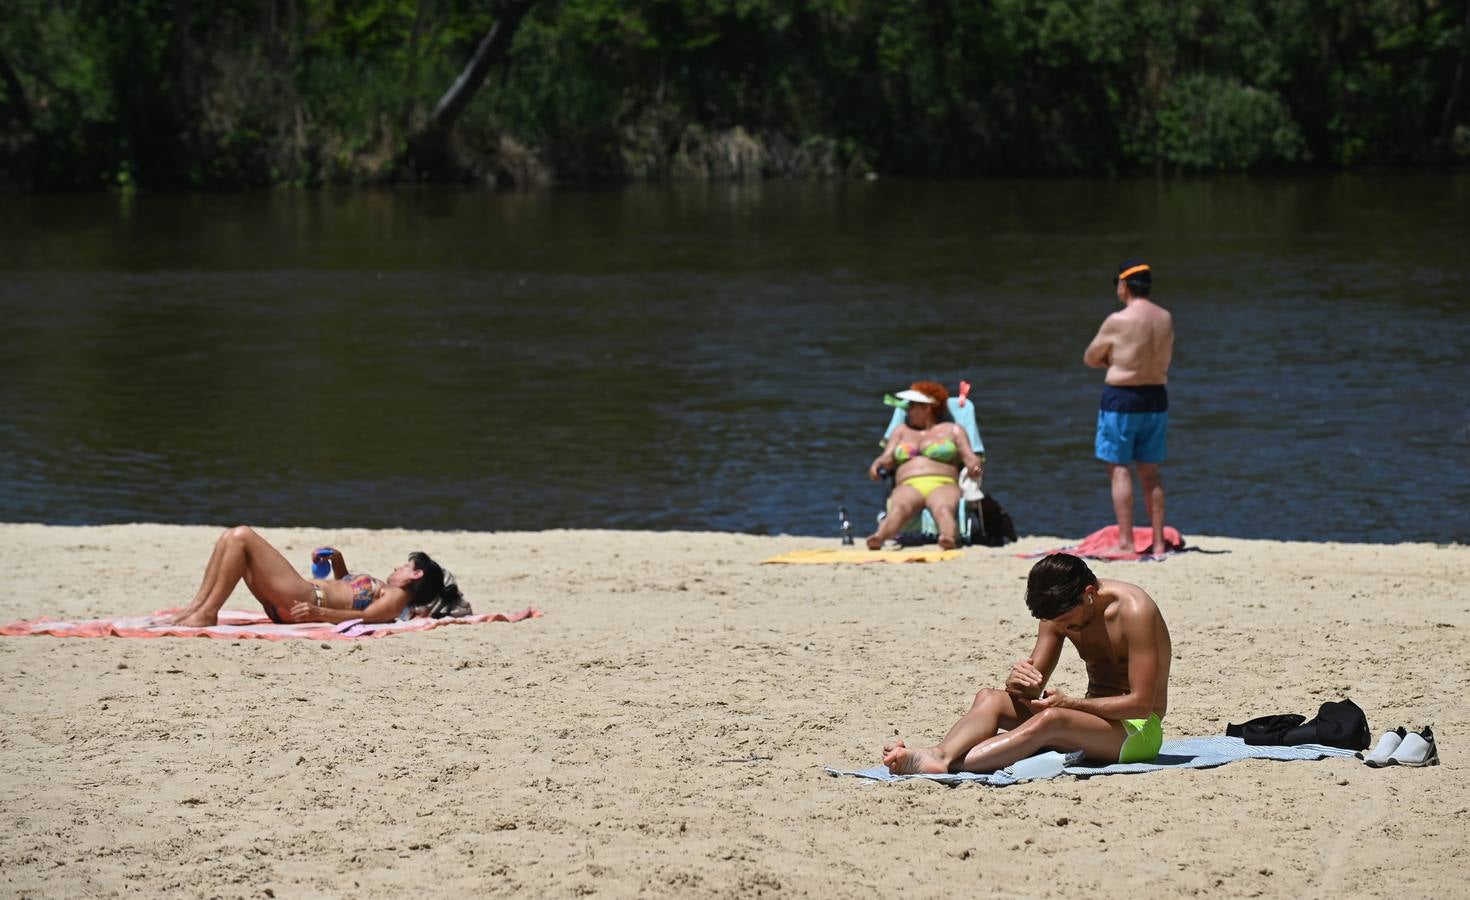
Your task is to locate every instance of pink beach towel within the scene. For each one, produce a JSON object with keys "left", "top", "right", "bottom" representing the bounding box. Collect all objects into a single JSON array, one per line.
[
  {"left": 0, "top": 607, "right": 541, "bottom": 641},
  {"left": 1019, "top": 525, "right": 1187, "bottom": 562}
]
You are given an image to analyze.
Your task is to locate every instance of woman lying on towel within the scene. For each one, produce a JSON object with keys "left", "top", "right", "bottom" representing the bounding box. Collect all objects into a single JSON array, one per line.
[
  {"left": 866, "top": 380, "right": 984, "bottom": 551},
  {"left": 167, "top": 526, "right": 466, "bottom": 627}
]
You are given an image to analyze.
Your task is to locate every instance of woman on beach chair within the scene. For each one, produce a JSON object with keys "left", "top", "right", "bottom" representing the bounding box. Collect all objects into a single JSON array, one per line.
[
  {"left": 866, "top": 381, "right": 985, "bottom": 550},
  {"left": 167, "top": 526, "right": 466, "bottom": 627}
]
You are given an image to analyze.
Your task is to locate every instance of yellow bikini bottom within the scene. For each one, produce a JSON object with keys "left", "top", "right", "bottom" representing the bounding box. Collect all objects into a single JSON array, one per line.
[{"left": 898, "top": 475, "right": 956, "bottom": 499}]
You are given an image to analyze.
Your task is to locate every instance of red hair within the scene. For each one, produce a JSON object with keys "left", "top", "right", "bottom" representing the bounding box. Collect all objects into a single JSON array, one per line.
[
  {"left": 909, "top": 380, "right": 950, "bottom": 408},
  {"left": 908, "top": 381, "right": 952, "bottom": 421}
]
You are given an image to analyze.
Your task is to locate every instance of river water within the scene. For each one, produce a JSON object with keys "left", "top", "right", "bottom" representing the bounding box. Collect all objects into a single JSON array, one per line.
[{"left": 2, "top": 175, "right": 1467, "bottom": 544}]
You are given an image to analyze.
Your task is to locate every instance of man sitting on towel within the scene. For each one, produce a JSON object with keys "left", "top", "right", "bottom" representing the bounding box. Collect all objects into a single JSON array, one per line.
[{"left": 883, "top": 553, "right": 1172, "bottom": 774}]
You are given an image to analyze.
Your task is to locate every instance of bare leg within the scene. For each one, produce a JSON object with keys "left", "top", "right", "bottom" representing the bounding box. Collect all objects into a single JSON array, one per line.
[
  {"left": 172, "top": 526, "right": 311, "bottom": 627},
  {"left": 1109, "top": 463, "right": 1136, "bottom": 552},
  {"left": 883, "top": 688, "right": 1028, "bottom": 774},
  {"left": 925, "top": 483, "right": 962, "bottom": 550},
  {"left": 169, "top": 528, "right": 237, "bottom": 621},
  {"left": 958, "top": 707, "right": 1127, "bottom": 772},
  {"left": 1136, "top": 463, "right": 1166, "bottom": 554},
  {"left": 866, "top": 485, "right": 925, "bottom": 550}
]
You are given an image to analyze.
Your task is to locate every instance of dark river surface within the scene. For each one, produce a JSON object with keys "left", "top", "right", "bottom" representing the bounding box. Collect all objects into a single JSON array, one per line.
[{"left": 1, "top": 175, "right": 1467, "bottom": 543}]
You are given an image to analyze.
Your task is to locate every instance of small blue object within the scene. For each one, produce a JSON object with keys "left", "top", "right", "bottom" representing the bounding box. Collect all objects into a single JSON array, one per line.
[{"left": 310, "top": 548, "right": 333, "bottom": 579}]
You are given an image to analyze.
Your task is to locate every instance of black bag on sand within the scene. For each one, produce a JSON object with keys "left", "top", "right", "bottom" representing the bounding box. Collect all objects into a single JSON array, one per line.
[
  {"left": 1226, "top": 698, "right": 1370, "bottom": 751},
  {"left": 1285, "top": 698, "right": 1371, "bottom": 750},
  {"left": 974, "top": 495, "right": 1018, "bottom": 547}
]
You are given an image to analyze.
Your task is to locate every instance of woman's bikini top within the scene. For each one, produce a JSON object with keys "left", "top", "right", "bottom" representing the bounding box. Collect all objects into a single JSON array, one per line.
[
  {"left": 893, "top": 438, "right": 958, "bottom": 464},
  {"left": 345, "top": 573, "right": 382, "bottom": 611}
]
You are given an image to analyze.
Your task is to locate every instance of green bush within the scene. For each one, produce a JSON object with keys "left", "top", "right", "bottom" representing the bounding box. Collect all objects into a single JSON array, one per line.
[{"left": 1155, "top": 73, "right": 1306, "bottom": 170}]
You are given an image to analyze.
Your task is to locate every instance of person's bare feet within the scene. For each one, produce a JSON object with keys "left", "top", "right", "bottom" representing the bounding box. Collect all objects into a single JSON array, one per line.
[
  {"left": 866, "top": 535, "right": 884, "bottom": 551},
  {"left": 168, "top": 593, "right": 218, "bottom": 623},
  {"left": 882, "top": 740, "right": 948, "bottom": 775},
  {"left": 169, "top": 611, "right": 219, "bottom": 627},
  {"left": 1151, "top": 541, "right": 1169, "bottom": 556},
  {"left": 938, "top": 535, "right": 957, "bottom": 550}
]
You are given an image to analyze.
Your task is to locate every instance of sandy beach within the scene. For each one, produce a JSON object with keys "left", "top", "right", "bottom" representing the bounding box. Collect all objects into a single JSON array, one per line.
[{"left": 1, "top": 523, "right": 1466, "bottom": 897}]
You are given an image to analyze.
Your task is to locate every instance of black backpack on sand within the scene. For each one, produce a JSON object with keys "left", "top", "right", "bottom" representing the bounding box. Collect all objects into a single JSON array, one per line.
[{"left": 969, "top": 495, "right": 1017, "bottom": 547}]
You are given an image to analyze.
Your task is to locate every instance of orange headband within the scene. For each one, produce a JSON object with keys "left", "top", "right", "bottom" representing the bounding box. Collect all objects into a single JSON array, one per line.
[{"left": 1118, "top": 264, "right": 1150, "bottom": 280}]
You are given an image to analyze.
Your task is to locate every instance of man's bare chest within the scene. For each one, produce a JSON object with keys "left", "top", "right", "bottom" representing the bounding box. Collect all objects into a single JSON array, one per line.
[{"left": 1071, "top": 625, "right": 1126, "bottom": 667}]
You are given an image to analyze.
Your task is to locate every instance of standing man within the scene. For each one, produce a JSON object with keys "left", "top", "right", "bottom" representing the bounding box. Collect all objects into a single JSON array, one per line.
[{"left": 1084, "top": 258, "right": 1174, "bottom": 556}]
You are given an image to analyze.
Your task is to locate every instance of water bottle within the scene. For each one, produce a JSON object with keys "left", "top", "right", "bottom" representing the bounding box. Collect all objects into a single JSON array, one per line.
[
  {"left": 310, "top": 547, "right": 334, "bottom": 580},
  {"left": 838, "top": 507, "right": 854, "bottom": 545},
  {"left": 1004, "top": 750, "right": 1067, "bottom": 782}
]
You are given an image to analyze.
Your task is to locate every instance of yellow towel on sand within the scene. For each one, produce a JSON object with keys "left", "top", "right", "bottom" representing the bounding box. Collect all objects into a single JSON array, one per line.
[{"left": 761, "top": 548, "right": 964, "bottom": 565}]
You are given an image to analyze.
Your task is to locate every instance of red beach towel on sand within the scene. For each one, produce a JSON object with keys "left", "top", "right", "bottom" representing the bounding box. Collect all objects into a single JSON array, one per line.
[
  {"left": 0, "top": 607, "right": 541, "bottom": 641},
  {"left": 1019, "top": 525, "right": 1186, "bottom": 561}
]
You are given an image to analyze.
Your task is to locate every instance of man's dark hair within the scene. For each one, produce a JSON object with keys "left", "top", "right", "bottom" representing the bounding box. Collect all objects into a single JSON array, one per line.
[
  {"left": 1025, "top": 553, "right": 1099, "bottom": 619},
  {"left": 1116, "top": 256, "right": 1152, "bottom": 297}
]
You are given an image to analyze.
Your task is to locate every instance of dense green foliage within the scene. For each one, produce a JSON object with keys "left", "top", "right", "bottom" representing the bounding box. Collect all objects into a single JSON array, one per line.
[{"left": 1, "top": 0, "right": 1466, "bottom": 189}]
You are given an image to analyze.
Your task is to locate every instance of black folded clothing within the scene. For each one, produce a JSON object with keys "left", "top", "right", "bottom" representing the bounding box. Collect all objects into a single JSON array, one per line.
[
  {"left": 1226, "top": 698, "right": 1370, "bottom": 751},
  {"left": 1227, "top": 714, "right": 1307, "bottom": 745}
]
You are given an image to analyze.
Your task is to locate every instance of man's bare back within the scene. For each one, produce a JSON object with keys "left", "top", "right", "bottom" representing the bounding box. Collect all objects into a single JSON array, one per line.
[
  {"left": 1065, "top": 578, "right": 1171, "bottom": 717},
  {"left": 1085, "top": 261, "right": 1175, "bottom": 555},
  {"left": 1084, "top": 298, "right": 1174, "bottom": 385}
]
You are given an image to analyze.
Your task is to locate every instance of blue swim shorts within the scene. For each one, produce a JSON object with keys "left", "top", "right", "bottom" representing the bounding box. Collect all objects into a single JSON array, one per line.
[
  {"left": 1096, "top": 384, "right": 1168, "bottom": 464},
  {"left": 1095, "top": 410, "right": 1167, "bottom": 464}
]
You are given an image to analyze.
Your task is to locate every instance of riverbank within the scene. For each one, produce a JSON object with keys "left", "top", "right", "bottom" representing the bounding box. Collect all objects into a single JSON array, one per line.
[
  {"left": 7, "top": 1, "right": 1468, "bottom": 191},
  {"left": 1, "top": 524, "right": 1466, "bottom": 896}
]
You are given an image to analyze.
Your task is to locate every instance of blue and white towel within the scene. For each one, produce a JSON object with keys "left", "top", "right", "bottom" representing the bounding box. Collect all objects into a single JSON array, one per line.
[{"left": 825, "top": 736, "right": 1358, "bottom": 786}]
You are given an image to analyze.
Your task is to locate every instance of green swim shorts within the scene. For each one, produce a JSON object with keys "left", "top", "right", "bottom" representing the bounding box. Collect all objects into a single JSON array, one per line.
[{"left": 1119, "top": 713, "right": 1164, "bottom": 763}]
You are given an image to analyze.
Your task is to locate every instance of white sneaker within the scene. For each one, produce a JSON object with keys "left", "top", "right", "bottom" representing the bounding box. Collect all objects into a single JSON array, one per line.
[
  {"left": 1386, "top": 726, "right": 1440, "bottom": 768},
  {"left": 1361, "top": 727, "right": 1407, "bottom": 767}
]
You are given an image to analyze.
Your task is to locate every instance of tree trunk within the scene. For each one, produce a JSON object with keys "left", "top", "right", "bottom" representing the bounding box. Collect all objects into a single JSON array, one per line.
[
  {"left": 0, "top": 49, "right": 31, "bottom": 128},
  {"left": 407, "top": 0, "right": 536, "bottom": 178}
]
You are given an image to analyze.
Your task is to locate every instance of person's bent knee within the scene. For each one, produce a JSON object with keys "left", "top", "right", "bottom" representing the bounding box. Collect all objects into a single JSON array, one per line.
[
  {"left": 1026, "top": 707, "right": 1067, "bottom": 731},
  {"left": 227, "top": 525, "right": 256, "bottom": 543},
  {"left": 972, "top": 687, "right": 1010, "bottom": 710}
]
